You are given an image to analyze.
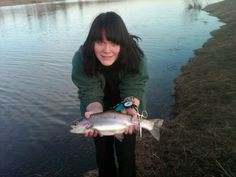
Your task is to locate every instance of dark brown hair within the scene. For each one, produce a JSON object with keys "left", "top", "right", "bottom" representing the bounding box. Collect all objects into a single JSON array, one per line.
[{"left": 83, "top": 11, "right": 143, "bottom": 76}]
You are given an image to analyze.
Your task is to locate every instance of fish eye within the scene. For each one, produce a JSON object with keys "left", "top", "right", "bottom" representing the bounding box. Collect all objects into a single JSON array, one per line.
[
  {"left": 71, "top": 118, "right": 83, "bottom": 126},
  {"left": 71, "top": 120, "right": 79, "bottom": 126}
]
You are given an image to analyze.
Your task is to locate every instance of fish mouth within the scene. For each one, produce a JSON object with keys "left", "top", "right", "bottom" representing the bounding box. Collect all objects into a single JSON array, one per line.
[
  {"left": 71, "top": 125, "right": 77, "bottom": 129},
  {"left": 70, "top": 128, "right": 83, "bottom": 134},
  {"left": 70, "top": 129, "right": 77, "bottom": 133},
  {"left": 71, "top": 119, "right": 81, "bottom": 126}
]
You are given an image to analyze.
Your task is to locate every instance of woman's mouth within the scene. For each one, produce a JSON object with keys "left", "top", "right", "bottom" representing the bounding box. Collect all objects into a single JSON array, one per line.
[{"left": 101, "top": 55, "right": 113, "bottom": 59}]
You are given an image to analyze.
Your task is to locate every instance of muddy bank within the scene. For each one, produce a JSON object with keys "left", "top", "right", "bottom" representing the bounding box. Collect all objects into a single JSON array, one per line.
[{"left": 83, "top": 0, "right": 236, "bottom": 176}]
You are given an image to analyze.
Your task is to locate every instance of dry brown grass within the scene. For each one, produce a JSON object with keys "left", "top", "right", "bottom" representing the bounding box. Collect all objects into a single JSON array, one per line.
[{"left": 135, "top": 0, "right": 236, "bottom": 176}]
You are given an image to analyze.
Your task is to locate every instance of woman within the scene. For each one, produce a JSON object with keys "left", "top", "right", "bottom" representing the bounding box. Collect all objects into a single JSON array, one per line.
[{"left": 72, "top": 11, "right": 149, "bottom": 177}]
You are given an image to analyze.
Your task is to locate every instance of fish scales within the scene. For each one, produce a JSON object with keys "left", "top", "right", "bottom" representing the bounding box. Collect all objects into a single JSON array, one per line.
[{"left": 70, "top": 111, "right": 164, "bottom": 141}]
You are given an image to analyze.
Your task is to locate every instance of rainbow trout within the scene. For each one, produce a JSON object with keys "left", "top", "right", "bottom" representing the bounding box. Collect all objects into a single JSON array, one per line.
[{"left": 70, "top": 111, "right": 164, "bottom": 141}]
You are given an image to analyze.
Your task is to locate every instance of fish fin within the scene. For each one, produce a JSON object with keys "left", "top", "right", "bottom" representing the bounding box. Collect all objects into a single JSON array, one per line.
[
  {"left": 150, "top": 119, "right": 164, "bottom": 141},
  {"left": 115, "top": 134, "right": 124, "bottom": 142}
]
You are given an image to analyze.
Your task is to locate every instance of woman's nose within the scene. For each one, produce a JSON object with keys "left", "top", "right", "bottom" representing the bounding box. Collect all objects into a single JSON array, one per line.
[{"left": 103, "top": 43, "right": 111, "bottom": 52}]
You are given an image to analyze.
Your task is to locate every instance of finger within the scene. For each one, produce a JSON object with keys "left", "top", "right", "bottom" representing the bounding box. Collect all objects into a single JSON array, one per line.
[
  {"left": 84, "top": 132, "right": 89, "bottom": 137},
  {"left": 134, "top": 125, "right": 139, "bottom": 131},
  {"left": 132, "top": 114, "right": 138, "bottom": 120},
  {"left": 96, "top": 131, "right": 101, "bottom": 137},
  {"left": 93, "top": 131, "right": 98, "bottom": 137},
  {"left": 89, "top": 131, "right": 95, "bottom": 137},
  {"left": 85, "top": 130, "right": 93, "bottom": 137},
  {"left": 85, "top": 112, "right": 93, "bottom": 119},
  {"left": 128, "top": 126, "right": 133, "bottom": 134},
  {"left": 124, "top": 128, "right": 129, "bottom": 135},
  {"left": 126, "top": 108, "right": 137, "bottom": 116},
  {"left": 121, "top": 110, "right": 127, "bottom": 114}
]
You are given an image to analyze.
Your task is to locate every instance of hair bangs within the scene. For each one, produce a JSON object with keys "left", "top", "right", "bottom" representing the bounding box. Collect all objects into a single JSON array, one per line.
[
  {"left": 91, "top": 27, "right": 103, "bottom": 42},
  {"left": 103, "top": 26, "right": 125, "bottom": 45},
  {"left": 92, "top": 26, "right": 125, "bottom": 46}
]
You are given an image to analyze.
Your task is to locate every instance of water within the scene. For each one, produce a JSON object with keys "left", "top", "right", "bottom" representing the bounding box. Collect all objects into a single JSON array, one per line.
[{"left": 0, "top": 0, "right": 223, "bottom": 176}]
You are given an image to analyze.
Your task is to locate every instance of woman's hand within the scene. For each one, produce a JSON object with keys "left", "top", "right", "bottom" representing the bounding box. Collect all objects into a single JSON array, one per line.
[
  {"left": 122, "top": 96, "right": 140, "bottom": 135},
  {"left": 84, "top": 111, "right": 101, "bottom": 137},
  {"left": 84, "top": 102, "right": 103, "bottom": 137},
  {"left": 123, "top": 107, "right": 139, "bottom": 135}
]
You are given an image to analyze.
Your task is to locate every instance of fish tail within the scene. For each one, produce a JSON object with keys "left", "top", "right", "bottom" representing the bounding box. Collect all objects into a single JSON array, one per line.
[{"left": 149, "top": 119, "right": 164, "bottom": 141}]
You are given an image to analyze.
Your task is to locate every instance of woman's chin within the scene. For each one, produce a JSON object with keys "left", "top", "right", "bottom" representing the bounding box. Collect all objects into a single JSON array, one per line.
[{"left": 100, "top": 60, "right": 116, "bottom": 66}]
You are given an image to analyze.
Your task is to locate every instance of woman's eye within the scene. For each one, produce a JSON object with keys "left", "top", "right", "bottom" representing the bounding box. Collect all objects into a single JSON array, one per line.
[
  {"left": 96, "top": 41, "right": 103, "bottom": 45},
  {"left": 110, "top": 42, "right": 119, "bottom": 46},
  {"left": 111, "top": 42, "right": 117, "bottom": 46}
]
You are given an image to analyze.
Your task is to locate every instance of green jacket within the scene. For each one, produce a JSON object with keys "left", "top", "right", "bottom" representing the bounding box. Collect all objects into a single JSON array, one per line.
[{"left": 71, "top": 47, "right": 149, "bottom": 116}]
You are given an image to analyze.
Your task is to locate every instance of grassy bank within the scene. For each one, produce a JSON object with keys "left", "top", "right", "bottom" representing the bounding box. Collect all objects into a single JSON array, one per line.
[
  {"left": 136, "top": 0, "right": 236, "bottom": 176},
  {"left": 83, "top": 0, "right": 235, "bottom": 177}
]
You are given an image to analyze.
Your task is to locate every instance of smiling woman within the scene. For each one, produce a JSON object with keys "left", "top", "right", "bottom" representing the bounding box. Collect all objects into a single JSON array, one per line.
[
  {"left": 71, "top": 11, "right": 149, "bottom": 177},
  {"left": 94, "top": 36, "right": 120, "bottom": 66}
]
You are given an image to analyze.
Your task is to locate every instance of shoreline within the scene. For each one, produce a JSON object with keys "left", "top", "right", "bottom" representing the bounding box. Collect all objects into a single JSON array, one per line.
[
  {"left": 83, "top": 0, "right": 236, "bottom": 176},
  {"left": 0, "top": 0, "right": 57, "bottom": 7}
]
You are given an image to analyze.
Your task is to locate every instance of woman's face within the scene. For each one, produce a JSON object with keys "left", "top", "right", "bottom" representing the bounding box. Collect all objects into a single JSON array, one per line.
[{"left": 94, "top": 35, "right": 120, "bottom": 66}]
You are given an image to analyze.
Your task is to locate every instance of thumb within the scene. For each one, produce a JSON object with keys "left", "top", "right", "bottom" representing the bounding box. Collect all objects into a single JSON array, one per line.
[{"left": 85, "top": 111, "right": 93, "bottom": 119}]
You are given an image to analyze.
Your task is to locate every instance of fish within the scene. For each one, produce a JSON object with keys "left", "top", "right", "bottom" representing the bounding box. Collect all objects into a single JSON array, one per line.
[{"left": 70, "top": 111, "right": 164, "bottom": 141}]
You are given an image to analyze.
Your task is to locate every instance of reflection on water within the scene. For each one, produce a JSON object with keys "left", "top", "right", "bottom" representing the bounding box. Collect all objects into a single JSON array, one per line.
[
  {"left": 0, "top": 0, "right": 223, "bottom": 176},
  {"left": 185, "top": 0, "right": 203, "bottom": 10},
  {"left": 183, "top": 0, "right": 223, "bottom": 22},
  {"left": 184, "top": 0, "right": 223, "bottom": 9}
]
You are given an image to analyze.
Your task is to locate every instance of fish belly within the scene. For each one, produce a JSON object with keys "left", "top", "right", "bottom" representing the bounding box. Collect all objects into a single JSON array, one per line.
[{"left": 93, "top": 124, "right": 127, "bottom": 136}]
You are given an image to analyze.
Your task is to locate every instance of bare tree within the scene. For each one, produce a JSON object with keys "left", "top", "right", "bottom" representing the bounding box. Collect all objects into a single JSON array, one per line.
[{"left": 185, "top": 0, "right": 202, "bottom": 10}]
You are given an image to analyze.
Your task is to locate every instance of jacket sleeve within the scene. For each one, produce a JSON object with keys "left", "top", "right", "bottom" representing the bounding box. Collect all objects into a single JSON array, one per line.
[
  {"left": 119, "top": 55, "right": 149, "bottom": 102},
  {"left": 71, "top": 49, "right": 104, "bottom": 114}
]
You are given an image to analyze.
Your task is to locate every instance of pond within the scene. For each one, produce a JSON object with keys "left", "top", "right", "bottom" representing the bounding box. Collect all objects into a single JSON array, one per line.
[{"left": 0, "top": 0, "right": 223, "bottom": 176}]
